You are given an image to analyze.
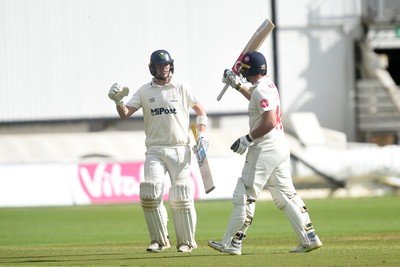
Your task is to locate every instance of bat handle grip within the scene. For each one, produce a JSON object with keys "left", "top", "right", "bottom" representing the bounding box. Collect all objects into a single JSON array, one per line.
[
  {"left": 217, "top": 83, "right": 229, "bottom": 101},
  {"left": 191, "top": 123, "right": 197, "bottom": 139}
]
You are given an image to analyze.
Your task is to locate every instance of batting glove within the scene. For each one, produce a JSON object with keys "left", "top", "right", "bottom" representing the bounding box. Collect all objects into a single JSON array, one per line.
[
  {"left": 222, "top": 69, "right": 241, "bottom": 90},
  {"left": 230, "top": 134, "right": 252, "bottom": 155},
  {"left": 193, "top": 132, "right": 209, "bottom": 166},
  {"left": 108, "top": 83, "right": 129, "bottom": 105}
]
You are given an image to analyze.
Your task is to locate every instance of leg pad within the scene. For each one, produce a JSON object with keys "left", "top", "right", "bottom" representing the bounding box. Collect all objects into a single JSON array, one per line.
[{"left": 140, "top": 182, "right": 170, "bottom": 247}]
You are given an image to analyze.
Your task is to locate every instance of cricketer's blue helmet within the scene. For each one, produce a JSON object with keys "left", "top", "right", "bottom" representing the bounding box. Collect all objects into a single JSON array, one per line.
[
  {"left": 240, "top": 51, "right": 267, "bottom": 77},
  {"left": 148, "top": 49, "right": 174, "bottom": 77}
]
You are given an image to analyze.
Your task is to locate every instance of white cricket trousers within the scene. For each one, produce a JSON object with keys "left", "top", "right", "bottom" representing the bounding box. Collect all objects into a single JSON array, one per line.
[
  {"left": 241, "top": 137, "right": 295, "bottom": 199},
  {"left": 144, "top": 145, "right": 192, "bottom": 187}
]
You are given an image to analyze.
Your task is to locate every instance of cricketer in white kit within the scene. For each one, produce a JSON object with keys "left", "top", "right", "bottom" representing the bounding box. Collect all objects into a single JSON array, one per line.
[
  {"left": 108, "top": 50, "right": 208, "bottom": 253},
  {"left": 208, "top": 51, "right": 323, "bottom": 255}
]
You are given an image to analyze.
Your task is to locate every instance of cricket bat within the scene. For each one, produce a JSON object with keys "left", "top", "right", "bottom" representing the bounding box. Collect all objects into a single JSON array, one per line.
[
  {"left": 217, "top": 19, "right": 275, "bottom": 101},
  {"left": 191, "top": 124, "right": 215, "bottom": 194}
]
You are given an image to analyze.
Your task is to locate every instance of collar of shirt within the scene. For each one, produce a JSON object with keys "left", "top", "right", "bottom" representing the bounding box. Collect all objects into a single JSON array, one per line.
[{"left": 249, "top": 81, "right": 260, "bottom": 94}]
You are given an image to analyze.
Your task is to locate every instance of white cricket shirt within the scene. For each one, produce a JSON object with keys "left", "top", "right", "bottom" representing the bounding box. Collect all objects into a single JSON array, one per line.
[
  {"left": 248, "top": 77, "right": 285, "bottom": 144},
  {"left": 126, "top": 78, "right": 200, "bottom": 147}
]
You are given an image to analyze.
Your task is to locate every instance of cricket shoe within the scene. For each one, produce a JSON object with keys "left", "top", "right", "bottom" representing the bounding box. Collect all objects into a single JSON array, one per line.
[
  {"left": 146, "top": 239, "right": 171, "bottom": 252},
  {"left": 208, "top": 240, "right": 242, "bottom": 255},
  {"left": 208, "top": 241, "right": 223, "bottom": 252},
  {"left": 289, "top": 234, "right": 323, "bottom": 253},
  {"left": 177, "top": 244, "right": 193, "bottom": 253}
]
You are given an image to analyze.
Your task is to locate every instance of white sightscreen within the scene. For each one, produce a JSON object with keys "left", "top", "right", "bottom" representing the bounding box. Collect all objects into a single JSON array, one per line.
[{"left": 0, "top": 0, "right": 273, "bottom": 122}]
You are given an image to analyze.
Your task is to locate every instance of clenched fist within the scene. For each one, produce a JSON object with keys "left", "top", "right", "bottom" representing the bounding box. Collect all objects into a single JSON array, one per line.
[{"left": 108, "top": 83, "right": 129, "bottom": 105}]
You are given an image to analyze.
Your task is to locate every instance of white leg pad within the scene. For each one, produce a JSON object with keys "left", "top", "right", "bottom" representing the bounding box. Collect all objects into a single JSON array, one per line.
[
  {"left": 140, "top": 182, "right": 170, "bottom": 247},
  {"left": 222, "top": 179, "right": 254, "bottom": 246},
  {"left": 169, "top": 184, "right": 197, "bottom": 249},
  {"left": 269, "top": 187, "right": 314, "bottom": 245}
]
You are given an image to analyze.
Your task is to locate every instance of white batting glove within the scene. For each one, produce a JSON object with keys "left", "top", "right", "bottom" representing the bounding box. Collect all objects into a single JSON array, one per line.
[
  {"left": 222, "top": 69, "right": 241, "bottom": 90},
  {"left": 108, "top": 83, "right": 129, "bottom": 105},
  {"left": 230, "top": 134, "right": 252, "bottom": 155},
  {"left": 192, "top": 132, "right": 209, "bottom": 166}
]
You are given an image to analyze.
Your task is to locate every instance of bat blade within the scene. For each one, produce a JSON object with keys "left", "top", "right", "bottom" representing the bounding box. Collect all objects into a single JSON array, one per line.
[
  {"left": 191, "top": 124, "right": 215, "bottom": 194},
  {"left": 217, "top": 19, "right": 275, "bottom": 101},
  {"left": 198, "top": 157, "right": 215, "bottom": 194}
]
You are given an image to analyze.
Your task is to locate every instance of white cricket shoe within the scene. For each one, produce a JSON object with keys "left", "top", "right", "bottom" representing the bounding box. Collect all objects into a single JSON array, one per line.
[
  {"left": 222, "top": 241, "right": 242, "bottom": 255},
  {"left": 146, "top": 241, "right": 171, "bottom": 252},
  {"left": 208, "top": 241, "right": 223, "bottom": 252},
  {"left": 177, "top": 244, "right": 193, "bottom": 253},
  {"left": 290, "top": 234, "right": 323, "bottom": 253},
  {"left": 208, "top": 240, "right": 242, "bottom": 255}
]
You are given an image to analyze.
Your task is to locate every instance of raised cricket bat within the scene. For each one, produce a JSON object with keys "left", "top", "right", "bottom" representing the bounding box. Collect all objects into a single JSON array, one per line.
[
  {"left": 217, "top": 19, "right": 275, "bottom": 101},
  {"left": 191, "top": 124, "right": 215, "bottom": 194}
]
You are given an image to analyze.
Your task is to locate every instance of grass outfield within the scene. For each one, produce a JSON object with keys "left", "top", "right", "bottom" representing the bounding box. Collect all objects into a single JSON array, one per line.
[{"left": 0, "top": 195, "right": 399, "bottom": 266}]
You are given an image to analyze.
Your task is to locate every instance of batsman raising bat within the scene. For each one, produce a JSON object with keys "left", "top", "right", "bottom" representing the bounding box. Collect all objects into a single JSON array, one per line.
[
  {"left": 208, "top": 51, "right": 323, "bottom": 255},
  {"left": 108, "top": 49, "right": 209, "bottom": 253}
]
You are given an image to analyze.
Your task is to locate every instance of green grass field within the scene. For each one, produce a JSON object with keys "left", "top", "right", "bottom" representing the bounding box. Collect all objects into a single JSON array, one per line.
[{"left": 0, "top": 195, "right": 399, "bottom": 266}]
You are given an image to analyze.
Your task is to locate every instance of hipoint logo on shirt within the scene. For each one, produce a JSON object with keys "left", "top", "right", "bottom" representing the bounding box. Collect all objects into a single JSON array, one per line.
[{"left": 151, "top": 107, "right": 177, "bottom": 115}]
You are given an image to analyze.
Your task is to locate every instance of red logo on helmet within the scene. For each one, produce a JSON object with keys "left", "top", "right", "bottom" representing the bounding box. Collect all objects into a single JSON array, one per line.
[
  {"left": 244, "top": 55, "right": 250, "bottom": 62},
  {"left": 260, "top": 99, "right": 269, "bottom": 108}
]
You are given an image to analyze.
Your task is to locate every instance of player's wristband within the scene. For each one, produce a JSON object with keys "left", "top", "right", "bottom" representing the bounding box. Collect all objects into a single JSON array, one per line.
[
  {"left": 245, "top": 134, "right": 253, "bottom": 142},
  {"left": 196, "top": 115, "right": 208, "bottom": 127}
]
